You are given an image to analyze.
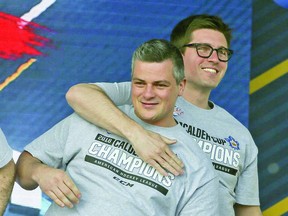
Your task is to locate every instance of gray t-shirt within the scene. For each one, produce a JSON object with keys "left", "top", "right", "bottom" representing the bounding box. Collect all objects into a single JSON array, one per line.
[
  {"left": 96, "top": 81, "right": 260, "bottom": 216},
  {"left": 0, "top": 128, "right": 13, "bottom": 168},
  {"left": 25, "top": 105, "right": 219, "bottom": 216}
]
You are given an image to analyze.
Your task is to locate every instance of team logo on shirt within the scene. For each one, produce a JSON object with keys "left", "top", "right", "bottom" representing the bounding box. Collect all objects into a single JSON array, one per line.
[
  {"left": 225, "top": 136, "right": 240, "bottom": 150},
  {"left": 173, "top": 106, "right": 184, "bottom": 117}
]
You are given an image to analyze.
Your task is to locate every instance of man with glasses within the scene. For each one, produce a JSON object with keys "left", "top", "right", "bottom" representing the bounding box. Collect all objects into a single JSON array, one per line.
[{"left": 66, "top": 14, "right": 262, "bottom": 215}]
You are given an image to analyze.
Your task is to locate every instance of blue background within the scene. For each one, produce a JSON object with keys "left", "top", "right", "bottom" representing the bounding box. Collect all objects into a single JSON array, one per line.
[{"left": 1, "top": 0, "right": 287, "bottom": 215}]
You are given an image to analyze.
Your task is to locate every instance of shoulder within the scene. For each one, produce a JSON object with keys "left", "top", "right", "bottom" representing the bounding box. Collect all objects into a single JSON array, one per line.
[
  {"left": 213, "top": 105, "right": 257, "bottom": 152},
  {"left": 214, "top": 104, "right": 251, "bottom": 133},
  {"left": 96, "top": 81, "right": 131, "bottom": 91}
]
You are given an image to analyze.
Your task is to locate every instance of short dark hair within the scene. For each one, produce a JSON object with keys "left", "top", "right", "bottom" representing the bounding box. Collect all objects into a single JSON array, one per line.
[{"left": 170, "top": 14, "right": 232, "bottom": 53}]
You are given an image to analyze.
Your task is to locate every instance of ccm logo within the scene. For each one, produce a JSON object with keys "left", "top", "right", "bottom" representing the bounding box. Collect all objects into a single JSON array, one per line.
[{"left": 113, "top": 176, "right": 134, "bottom": 187}]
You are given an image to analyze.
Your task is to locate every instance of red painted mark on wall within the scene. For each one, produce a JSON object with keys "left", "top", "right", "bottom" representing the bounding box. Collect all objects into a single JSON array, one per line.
[{"left": 0, "top": 12, "right": 52, "bottom": 60}]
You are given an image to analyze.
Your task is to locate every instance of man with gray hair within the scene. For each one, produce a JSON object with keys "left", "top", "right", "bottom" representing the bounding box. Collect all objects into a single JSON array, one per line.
[{"left": 17, "top": 39, "right": 219, "bottom": 215}]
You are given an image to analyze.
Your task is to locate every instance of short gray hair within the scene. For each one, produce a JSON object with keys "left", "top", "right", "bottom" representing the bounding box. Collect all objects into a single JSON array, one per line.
[{"left": 131, "top": 39, "right": 184, "bottom": 84}]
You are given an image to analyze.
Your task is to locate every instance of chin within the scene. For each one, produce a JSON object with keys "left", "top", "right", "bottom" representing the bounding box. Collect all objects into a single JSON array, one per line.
[{"left": 140, "top": 115, "right": 157, "bottom": 124}]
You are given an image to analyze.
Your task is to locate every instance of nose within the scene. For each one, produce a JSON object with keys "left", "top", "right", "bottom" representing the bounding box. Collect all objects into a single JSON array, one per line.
[
  {"left": 208, "top": 50, "right": 219, "bottom": 62},
  {"left": 143, "top": 85, "right": 155, "bottom": 99}
]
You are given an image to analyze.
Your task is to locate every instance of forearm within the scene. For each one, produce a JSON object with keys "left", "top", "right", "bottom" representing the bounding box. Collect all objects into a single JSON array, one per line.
[
  {"left": 16, "top": 151, "right": 47, "bottom": 190},
  {"left": 66, "top": 83, "right": 145, "bottom": 140},
  {"left": 0, "top": 160, "right": 15, "bottom": 215},
  {"left": 234, "top": 204, "right": 262, "bottom": 216},
  {"left": 66, "top": 83, "right": 183, "bottom": 176}
]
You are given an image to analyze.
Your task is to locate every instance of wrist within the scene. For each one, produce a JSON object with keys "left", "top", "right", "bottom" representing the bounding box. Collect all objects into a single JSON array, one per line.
[
  {"left": 123, "top": 121, "right": 145, "bottom": 145},
  {"left": 31, "top": 162, "right": 47, "bottom": 184}
]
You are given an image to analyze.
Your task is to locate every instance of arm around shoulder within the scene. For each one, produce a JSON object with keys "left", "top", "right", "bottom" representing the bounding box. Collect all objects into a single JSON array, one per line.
[
  {"left": 66, "top": 83, "right": 105, "bottom": 116},
  {"left": 66, "top": 83, "right": 148, "bottom": 143},
  {"left": 66, "top": 83, "right": 183, "bottom": 176},
  {"left": 66, "top": 83, "right": 130, "bottom": 135}
]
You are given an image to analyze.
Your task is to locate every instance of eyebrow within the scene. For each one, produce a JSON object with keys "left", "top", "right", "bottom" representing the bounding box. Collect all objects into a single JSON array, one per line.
[
  {"left": 132, "top": 78, "right": 171, "bottom": 85},
  {"left": 195, "top": 42, "right": 229, "bottom": 49}
]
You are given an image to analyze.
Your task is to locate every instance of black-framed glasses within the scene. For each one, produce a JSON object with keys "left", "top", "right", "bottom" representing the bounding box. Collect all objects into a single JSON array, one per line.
[{"left": 182, "top": 43, "right": 233, "bottom": 62}]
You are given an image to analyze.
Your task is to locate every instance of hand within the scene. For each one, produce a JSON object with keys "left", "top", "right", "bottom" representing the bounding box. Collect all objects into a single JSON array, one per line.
[
  {"left": 34, "top": 165, "right": 81, "bottom": 208},
  {"left": 131, "top": 129, "right": 184, "bottom": 176}
]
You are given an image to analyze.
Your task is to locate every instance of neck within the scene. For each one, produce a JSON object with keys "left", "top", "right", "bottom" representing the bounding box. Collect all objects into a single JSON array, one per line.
[
  {"left": 148, "top": 118, "right": 178, "bottom": 127},
  {"left": 183, "top": 85, "right": 211, "bottom": 110}
]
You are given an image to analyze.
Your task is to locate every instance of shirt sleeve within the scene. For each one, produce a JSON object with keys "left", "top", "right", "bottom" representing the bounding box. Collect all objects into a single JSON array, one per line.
[
  {"left": 24, "top": 114, "right": 74, "bottom": 169},
  {"left": 0, "top": 129, "right": 13, "bottom": 168},
  {"left": 235, "top": 133, "right": 260, "bottom": 205},
  {"left": 93, "top": 82, "right": 132, "bottom": 105}
]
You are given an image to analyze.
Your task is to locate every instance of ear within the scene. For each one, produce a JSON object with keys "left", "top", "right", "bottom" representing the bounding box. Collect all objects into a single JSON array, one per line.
[{"left": 178, "top": 78, "right": 186, "bottom": 96}]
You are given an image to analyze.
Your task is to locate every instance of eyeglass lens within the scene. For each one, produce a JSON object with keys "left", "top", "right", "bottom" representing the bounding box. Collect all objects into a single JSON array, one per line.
[{"left": 196, "top": 44, "right": 230, "bottom": 61}]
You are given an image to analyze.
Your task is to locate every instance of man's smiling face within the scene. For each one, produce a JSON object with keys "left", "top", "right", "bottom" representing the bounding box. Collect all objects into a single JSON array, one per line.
[
  {"left": 182, "top": 29, "right": 229, "bottom": 91},
  {"left": 132, "top": 59, "right": 184, "bottom": 127}
]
